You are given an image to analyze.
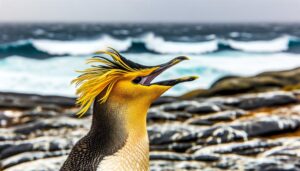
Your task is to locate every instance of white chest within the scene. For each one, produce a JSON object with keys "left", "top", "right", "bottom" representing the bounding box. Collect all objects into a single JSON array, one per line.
[{"left": 97, "top": 135, "right": 149, "bottom": 171}]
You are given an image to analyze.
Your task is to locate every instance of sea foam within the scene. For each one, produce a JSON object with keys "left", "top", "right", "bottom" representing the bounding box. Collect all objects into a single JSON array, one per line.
[
  {"left": 1, "top": 34, "right": 299, "bottom": 57},
  {"left": 1, "top": 52, "right": 300, "bottom": 96},
  {"left": 226, "top": 36, "right": 290, "bottom": 53},
  {"left": 143, "top": 33, "right": 218, "bottom": 54},
  {"left": 32, "top": 35, "right": 132, "bottom": 55}
]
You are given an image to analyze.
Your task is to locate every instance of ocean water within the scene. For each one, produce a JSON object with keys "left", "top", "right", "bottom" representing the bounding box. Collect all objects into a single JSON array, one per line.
[{"left": 1, "top": 23, "right": 300, "bottom": 96}]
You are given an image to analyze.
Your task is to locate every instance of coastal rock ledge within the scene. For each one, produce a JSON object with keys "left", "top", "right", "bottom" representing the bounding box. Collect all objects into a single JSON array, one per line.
[{"left": 0, "top": 89, "right": 300, "bottom": 170}]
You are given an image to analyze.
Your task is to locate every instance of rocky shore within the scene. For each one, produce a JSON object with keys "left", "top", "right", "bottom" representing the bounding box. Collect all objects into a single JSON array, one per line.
[{"left": 1, "top": 68, "right": 300, "bottom": 171}]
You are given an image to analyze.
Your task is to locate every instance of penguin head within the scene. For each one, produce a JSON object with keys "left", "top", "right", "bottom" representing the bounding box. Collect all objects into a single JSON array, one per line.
[{"left": 72, "top": 48, "right": 197, "bottom": 117}]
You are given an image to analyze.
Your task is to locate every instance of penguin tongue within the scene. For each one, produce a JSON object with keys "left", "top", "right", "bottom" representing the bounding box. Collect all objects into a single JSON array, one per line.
[
  {"left": 139, "top": 56, "right": 191, "bottom": 86},
  {"left": 140, "top": 65, "right": 171, "bottom": 86}
]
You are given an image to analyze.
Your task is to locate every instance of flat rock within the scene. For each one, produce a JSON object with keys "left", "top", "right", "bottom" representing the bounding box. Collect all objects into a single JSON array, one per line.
[
  {"left": 181, "top": 67, "right": 300, "bottom": 98},
  {"left": 187, "top": 109, "right": 247, "bottom": 125},
  {"left": 0, "top": 89, "right": 300, "bottom": 170},
  {"left": 150, "top": 152, "right": 190, "bottom": 161},
  {"left": 147, "top": 108, "right": 191, "bottom": 121},
  {"left": 234, "top": 92, "right": 298, "bottom": 110}
]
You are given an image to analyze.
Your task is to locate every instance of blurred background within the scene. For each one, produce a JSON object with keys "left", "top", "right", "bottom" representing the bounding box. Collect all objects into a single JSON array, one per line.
[
  {"left": 1, "top": 1, "right": 300, "bottom": 171},
  {"left": 1, "top": 0, "right": 300, "bottom": 96}
]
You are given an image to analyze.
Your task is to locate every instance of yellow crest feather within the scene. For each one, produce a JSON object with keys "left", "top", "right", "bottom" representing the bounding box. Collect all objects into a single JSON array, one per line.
[{"left": 71, "top": 48, "right": 137, "bottom": 117}]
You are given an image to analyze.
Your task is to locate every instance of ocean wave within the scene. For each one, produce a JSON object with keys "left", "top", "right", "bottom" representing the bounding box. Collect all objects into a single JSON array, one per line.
[
  {"left": 0, "top": 35, "right": 132, "bottom": 57},
  {"left": 0, "top": 34, "right": 300, "bottom": 57},
  {"left": 225, "top": 36, "right": 290, "bottom": 53},
  {"left": 1, "top": 53, "right": 300, "bottom": 96},
  {"left": 32, "top": 35, "right": 131, "bottom": 55},
  {"left": 142, "top": 33, "right": 219, "bottom": 54}
]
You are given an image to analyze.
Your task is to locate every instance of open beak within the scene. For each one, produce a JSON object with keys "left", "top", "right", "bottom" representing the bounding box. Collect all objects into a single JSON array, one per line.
[{"left": 138, "top": 56, "right": 198, "bottom": 86}]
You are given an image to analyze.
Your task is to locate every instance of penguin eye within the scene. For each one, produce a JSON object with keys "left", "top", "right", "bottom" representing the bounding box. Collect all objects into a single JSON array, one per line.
[{"left": 132, "top": 76, "right": 142, "bottom": 84}]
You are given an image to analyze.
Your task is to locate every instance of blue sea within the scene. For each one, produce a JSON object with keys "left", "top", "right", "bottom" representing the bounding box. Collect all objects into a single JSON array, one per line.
[{"left": 1, "top": 23, "right": 300, "bottom": 96}]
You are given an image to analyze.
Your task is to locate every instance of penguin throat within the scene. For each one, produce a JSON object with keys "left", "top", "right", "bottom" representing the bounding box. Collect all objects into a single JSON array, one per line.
[{"left": 91, "top": 98, "right": 150, "bottom": 170}]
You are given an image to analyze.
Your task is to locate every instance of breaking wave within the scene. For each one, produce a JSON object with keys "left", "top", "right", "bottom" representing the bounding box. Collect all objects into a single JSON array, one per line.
[
  {"left": 1, "top": 53, "right": 300, "bottom": 96},
  {"left": 0, "top": 34, "right": 299, "bottom": 57}
]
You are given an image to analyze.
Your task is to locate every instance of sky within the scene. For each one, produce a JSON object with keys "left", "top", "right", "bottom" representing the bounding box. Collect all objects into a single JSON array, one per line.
[{"left": 0, "top": 0, "right": 299, "bottom": 23}]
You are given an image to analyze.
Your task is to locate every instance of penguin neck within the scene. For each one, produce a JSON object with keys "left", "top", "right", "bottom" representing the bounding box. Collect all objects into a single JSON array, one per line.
[
  {"left": 90, "top": 98, "right": 127, "bottom": 145},
  {"left": 90, "top": 96, "right": 150, "bottom": 165},
  {"left": 90, "top": 96, "right": 150, "bottom": 170},
  {"left": 90, "top": 96, "right": 149, "bottom": 138}
]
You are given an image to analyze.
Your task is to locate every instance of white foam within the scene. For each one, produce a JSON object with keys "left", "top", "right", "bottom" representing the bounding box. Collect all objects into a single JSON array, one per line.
[
  {"left": 31, "top": 35, "right": 132, "bottom": 55},
  {"left": 227, "top": 36, "right": 290, "bottom": 53},
  {"left": 2, "top": 34, "right": 298, "bottom": 55},
  {"left": 143, "top": 33, "right": 218, "bottom": 54},
  {"left": 1, "top": 52, "right": 300, "bottom": 96}
]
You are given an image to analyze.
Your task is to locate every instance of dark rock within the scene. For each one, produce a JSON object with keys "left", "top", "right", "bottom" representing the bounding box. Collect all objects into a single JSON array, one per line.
[
  {"left": 204, "top": 109, "right": 247, "bottom": 121},
  {"left": 22, "top": 110, "right": 58, "bottom": 118},
  {"left": 0, "top": 93, "right": 76, "bottom": 111},
  {"left": 0, "top": 151, "right": 69, "bottom": 169},
  {"left": 214, "top": 140, "right": 282, "bottom": 156},
  {"left": 214, "top": 157, "right": 236, "bottom": 169},
  {"left": 150, "top": 142, "right": 193, "bottom": 153},
  {"left": 0, "top": 133, "right": 25, "bottom": 141},
  {"left": 147, "top": 108, "right": 191, "bottom": 121},
  {"left": 149, "top": 130, "right": 180, "bottom": 145},
  {"left": 13, "top": 117, "right": 84, "bottom": 135},
  {"left": 194, "top": 115, "right": 300, "bottom": 144},
  {"left": 149, "top": 125, "right": 200, "bottom": 145},
  {"left": 253, "top": 162, "right": 300, "bottom": 171},
  {"left": 0, "top": 138, "right": 75, "bottom": 159},
  {"left": 2, "top": 156, "right": 66, "bottom": 171},
  {"left": 187, "top": 119, "right": 214, "bottom": 126},
  {"left": 181, "top": 67, "right": 300, "bottom": 99},
  {"left": 0, "top": 82, "right": 300, "bottom": 171},
  {"left": 186, "top": 103, "right": 227, "bottom": 114},
  {"left": 187, "top": 109, "right": 247, "bottom": 125},
  {"left": 150, "top": 152, "right": 190, "bottom": 161},
  {"left": 192, "top": 153, "right": 220, "bottom": 161},
  {"left": 152, "top": 96, "right": 178, "bottom": 106},
  {"left": 196, "top": 126, "right": 248, "bottom": 144},
  {"left": 235, "top": 92, "right": 298, "bottom": 110},
  {"left": 161, "top": 101, "right": 195, "bottom": 112},
  {"left": 231, "top": 116, "right": 300, "bottom": 137}
]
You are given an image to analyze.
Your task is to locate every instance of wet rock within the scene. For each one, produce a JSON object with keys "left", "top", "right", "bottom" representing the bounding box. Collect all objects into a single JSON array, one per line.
[
  {"left": 253, "top": 162, "right": 300, "bottom": 171},
  {"left": 4, "top": 156, "right": 66, "bottom": 171},
  {"left": 147, "top": 108, "right": 191, "bottom": 121},
  {"left": 187, "top": 119, "right": 214, "bottom": 126},
  {"left": 0, "top": 87, "right": 300, "bottom": 170},
  {"left": 231, "top": 116, "right": 300, "bottom": 137},
  {"left": 150, "top": 152, "right": 190, "bottom": 161},
  {"left": 13, "top": 117, "right": 85, "bottom": 135},
  {"left": 185, "top": 102, "right": 228, "bottom": 114},
  {"left": 0, "top": 92, "right": 76, "bottom": 107},
  {"left": 0, "top": 92, "right": 76, "bottom": 110},
  {"left": 0, "top": 137, "right": 75, "bottom": 159},
  {"left": 149, "top": 125, "right": 198, "bottom": 145},
  {"left": 150, "top": 142, "right": 193, "bottom": 153},
  {"left": 181, "top": 67, "right": 300, "bottom": 99},
  {"left": 152, "top": 96, "right": 178, "bottom": 106},
  {"left": 214, "top": 140, "right": 282, "bottom": 156},
  {"left": 192, "top": 153, "right": 220, "bottom": 162},
  {"left": 149, "top": 129, "right": 192, "bottom": 145},
  {"left": 0, "top": 132, "right": 25, "bottom": 141},
  {"left": 204, "top": 109, "right": 247, "bottom": 121},
  {"left": 187, "top": 109, "right": 247, "bottom": 125},
  {"left": 235, "top": 92, "right": 298, "bottom": 110},
  {"left": 197, "top": 126, "right": 248, "bottom": 144},
  {"left": 214, "top": 157, "right": 237, "bottom": 169},
  {"left": 160, "top": 101, "right": 197, "bottom": 112},
  {"left": 0, "top": 151, "right": 69, "bottom": 169},
  {"left": 150, "top": 161, "right": 205, "bottom": 171}
]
